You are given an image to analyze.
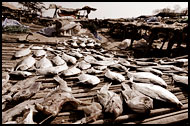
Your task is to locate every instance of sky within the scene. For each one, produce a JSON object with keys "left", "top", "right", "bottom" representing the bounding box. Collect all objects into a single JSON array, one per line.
[{"left": 9, "top": 2, "right": 188, "bottom": 19}]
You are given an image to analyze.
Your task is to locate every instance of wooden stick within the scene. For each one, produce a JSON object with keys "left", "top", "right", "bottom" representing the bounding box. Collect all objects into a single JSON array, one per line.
[{"left": 90, "top": 104, "right": 188, "bottom": 124}]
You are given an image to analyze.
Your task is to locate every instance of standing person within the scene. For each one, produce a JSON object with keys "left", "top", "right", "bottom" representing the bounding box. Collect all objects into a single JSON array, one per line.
[{"left": 88, "top": 18, "right": 101, "bottom": 40}]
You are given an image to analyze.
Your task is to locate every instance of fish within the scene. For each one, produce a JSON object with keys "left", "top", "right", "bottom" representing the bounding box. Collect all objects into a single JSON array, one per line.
[
  {"left": 13, "top": 82, "right": 41, "bottom": 101},
  {"left": 86, "top": 67, "right": 103, "bottom": 74},
  {"left": 84, "top": 55, "right": 97, "bottom": 64},
  {"left": 151, "top": 65, "right": 188, "bottom": 73},
  {"left": 74, "top": 102, "right": 102, "bottom": 124},
  {"left": 172, "top": 74, "right": 188, "bottom": 85},
  {"left": 2, "top": 82, "right": 12, "bottom": 95},
  {"left": 53, "top": 75, "right": 72, "bottom": 93},
  {"left": 44, "top": 45, "right": 54, "bottom": 51},
  {"left": 62, "top": 66, "right": 81, "bottom": 76},
  {"left": 9, "top": 76, "right": 40, "bottom": 101},
  {"left": 126, "top": 70, "right": 167, "bottom": 87},
  {"left": 2, "top": 99, "right": 43, "bottom": 123},
  {"left": 35, "top": 81, "right": 81, "bottom": 116},
  {"left": 105, "top": 69, "right": 125, "bottom": 82},
  {"left": 121, "top": 82, "right": 153, "bottom": 113},
  {"left": 62, "top": 52, "right": 77, "bottom": 64},
  {"left": 77, "top": 60, "right": 91, "bottom": 70},
  {"left": 118, "top": 58, "right": 131, "bottom": 66},
  {"left": 92, "top": 54, "right": 111, "bottom": 61},
  {"left": 14, "top": 45, "right": 33, "bottom": 58},
  {"left": 135, "top": 61, "right": 158, "bottom": 66},
  {"left": 80, "top": 42, "right": 86, "bottom": 47},
  {"left": 71, "top": 41, "right": 78, "bottom": 47},
  {"left": 9, "top": 71, "right": 33, "bottom": 78},
  {"left": 22, "top": 107, "right": 37, "bottom": 124},
  {"left": 2, "top": 72, "right": 10, "bottom": 86},
  {"left": 131, "top": 78, "right": 183, "bottom": 107},
  {"left": 36, "top": 63, "right": 68, "bottom": 75},
  {"left": 35, "top": 55, "right": 53, "bottom": 69},
  {"left": 136, "top": 67, "right": 163, "bottom": 77},
  {"left": 15, "top": 55, "right": 36, "bottom": 71},
  {"left": 56, "top": 46, "right": 65, "bottom": 50},
  {"left": 69, "top": 51, "right": 83, "bottom": 58},
  {"left": 31, "top": 45, "right": 44, "bottom": 50},
  {"left": 94, "top": 65, "right": 107, "bottom": 71},
  {"left": 97, "top": 83, "right": 123, "bottom": 117},
  {"left": 86, "top": 42, "right": 94, "bottom": 47},
  {"left": 52, "top": 55, "right": 66, "bottom": 66},
  {"left": 78, "top": 73, "right": 100, "bottom": 86},
  {"left": 33, "top": 49, "right": 46, "bottom": 57},
  {"left": 109, "top": 64, "right": 127, "bottom": 72},
  {"left": 9, "top": 77, "right": 37, "bottom": 95}
]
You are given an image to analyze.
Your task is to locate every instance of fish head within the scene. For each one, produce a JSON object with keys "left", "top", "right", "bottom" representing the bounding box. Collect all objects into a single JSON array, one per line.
[{"left": 127, "top": 96, "right": 153, "bottom": 113}]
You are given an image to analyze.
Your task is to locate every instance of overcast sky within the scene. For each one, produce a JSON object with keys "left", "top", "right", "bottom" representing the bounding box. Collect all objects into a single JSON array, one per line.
[{"left": 9, "top": 2, "right": 188, "bottom": 19}]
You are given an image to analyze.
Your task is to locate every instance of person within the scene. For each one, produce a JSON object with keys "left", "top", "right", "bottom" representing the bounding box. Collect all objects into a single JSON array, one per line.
[{"left": 88, "top": 18, "right": 102, "bottom": 40}]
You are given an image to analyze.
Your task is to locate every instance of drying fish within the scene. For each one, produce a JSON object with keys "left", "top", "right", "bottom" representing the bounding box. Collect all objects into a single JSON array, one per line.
[
  {"left": 21, "top": 106, "right": 37, "bottom": 124},
  {"left": 87, "top": 42, "right": 94, "bottom": 47},
  {"left": 52, "top": 55, "right": 66, "bottom": 66},
  {"left": 36, "top": 64, "right": 68, "bottom": 75},
  {"left": 62, "top": 52, "right": 77, "bottom": 64},
  {"left": 92, "top": 54, "right": 108, "bottom": 61},
  {"left": 3, "top": 121, "right": 17, "bottom": 124},
  {"left": 44, "top": 45, "right": 54, "bottom": 51},
  {"left": 94, "top": 65, "right": 107, "bottom": 71},
  {"left": 2, "top": 99, "right": 43, "bottom": 123},
  {"left": 62, "top": 66, "right": 81, "bottom": 76},
  {"left": 2, "top": 82, "right": 12, "bottom": 95},
  {"left": 80, "top": 42, "right": 86, "bottom": 47},
  {"left": 33, "top": 49, "right": 46, "bottom": 57},
  {"left": 74, "top": 102, "right": 102, "bottom": 124},
  {"left": 126, "top": 70, "right": 167, "bottom": 87},
  {"left": 56, "top": 46, "right": 65, "bottom": 50},
  {"left": 136, "top": 67, "right": 163, "bottom": 77},
  {"left": 18, "top": 44, "right": 25, "bottom": 48},
  {"left": 9, "top": 76, "right": 38, "bottom": 95},
  {"left": 159, "top": 59, "right": 176, "bottom": 65},
  {"left": 53, "top": 75, "right": 72, "bottom": 92},
  {"left": 151, "top": 65, "right": 174, "bottom": 71},
  {"left": 10, "top": 71, "right": 33, "bottom": 78},
  {"left": 71, "top": 41, "right": 78, "bottom": 47},
  {"left": 77, "top": 60, "right": 91, "bottom": 70},
  {"left": 14, "top": 45, "right": 33, "bottom": 58},
  {"left": 97, "top": 83, "right": 123, "bottom": 117},
  {"left": 86, "top": 67, "right": 103, "bottom": 74},
  {"left": 31, "top": 45, "right": 44, "bottom": 50},
  {"left": 35, "top": 78, "right": 81, "bottom": 116},
  {"left": 174, "top": 58, "right": 188, "bottom": 65},
  {"left": 84, "top": 55, "right": 97, "bottom": 63},
  {"left": 172, "top": 74, "right": 188, "bottom": 85},
  {"left": 121, "top": 82, "right": 153, "bottom": 113},
  {"left": 118, "top": 58, "right": 131, "bottom": 66},
  {"left": 78, "top": 73, "right": 100, "bottom": 86},
  {"left": 2, "top": 72, "right": 10, "bottom": 86},
  {"left": 171, "top": 66, "right": 188, "bottom": 73},
  {"left": 109, "top": 64, "right": 127, "bottom": 72},
  {"left": 135, "top": 61, "right": 158, "bottom": 66},
  {"left": 105, "top": 69, "right": 125, "bottom": 82},
  {"left": 131, "top": 79, "right": 183, "bottom": 107},
  {"left": 13, "top": 81, "right": 41, "bottom": 101},
  {"left": 15, "top": 55, "right": 36, "bottom": 71},
  {"left": 36, "top": 55, "right": 53, "bottom": 69},
  {"left": 69, "top": 51, "right": 83, "bottom": 58},
  {"left": 152, "top": 65, "right": 187, "bottom": 73}
]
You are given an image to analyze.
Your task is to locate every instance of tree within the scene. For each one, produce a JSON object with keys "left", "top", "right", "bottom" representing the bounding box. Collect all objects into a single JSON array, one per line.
[{"left": 18, "top": 2, "right": 46, "bottom": 16}]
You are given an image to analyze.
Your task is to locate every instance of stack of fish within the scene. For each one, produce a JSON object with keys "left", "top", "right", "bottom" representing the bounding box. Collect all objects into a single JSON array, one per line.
[{"left": 2, "top": 33, "right": 188, "bottom": 124}]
